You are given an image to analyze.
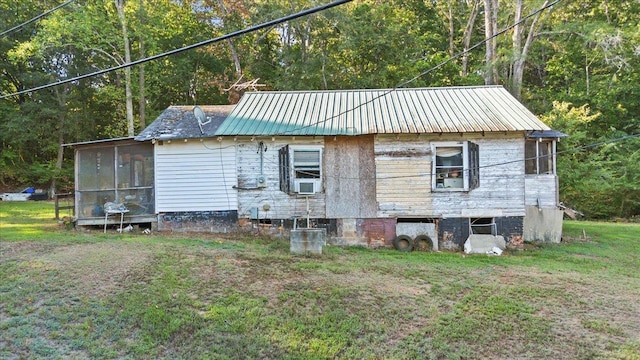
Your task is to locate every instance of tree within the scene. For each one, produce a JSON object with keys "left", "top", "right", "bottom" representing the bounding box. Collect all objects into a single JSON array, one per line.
[
  {"left": 509, "top": 0, "right": 550, "bottom": 99},
  {"left": 483, "top": 0, "right": 498, "bottom": 84},
  {"left": 114, "top": 0, "right": 135, "bottom": 136}
]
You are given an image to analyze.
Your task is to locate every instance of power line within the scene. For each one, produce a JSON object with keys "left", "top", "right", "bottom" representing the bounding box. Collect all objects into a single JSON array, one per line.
[
  {"left": 397, "top": 0, "right": 562, "bottom": 89},
  {"left": 0, "top": 0, "right": 75, "bottom": 38},
  {"left": 0, "top": 0, "right": 353, "bottom": 100},
  {"left": 274, "top": 0, "right": 563, "bottom": 136},
  {"left": 257, "top": 132, "right": 640, "bottom": 182}
]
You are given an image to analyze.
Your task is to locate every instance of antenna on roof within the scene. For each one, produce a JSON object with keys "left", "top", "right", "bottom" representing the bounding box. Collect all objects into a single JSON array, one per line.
[
  {"left": 224, "top": 74, "right": 267, "bottom": 92},
  {"left": 193, "top": 105, "right": 211, "bottom": 135}
]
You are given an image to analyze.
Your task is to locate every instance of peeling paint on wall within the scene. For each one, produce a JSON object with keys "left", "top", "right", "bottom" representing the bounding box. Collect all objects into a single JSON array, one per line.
[{"left": 158, "top": 210, "right": 238, "bottom": 232}]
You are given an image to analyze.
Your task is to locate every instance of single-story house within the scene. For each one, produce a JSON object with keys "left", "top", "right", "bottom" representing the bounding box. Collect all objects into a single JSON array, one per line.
[
  {"left": 213, "top": 86, "right": 565, "bottom": 248},
  {"left": 70, "top": 86, "right": 565, "bottom": 248}
]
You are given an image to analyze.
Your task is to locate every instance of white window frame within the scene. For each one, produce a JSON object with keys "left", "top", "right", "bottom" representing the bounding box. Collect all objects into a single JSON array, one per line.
[
  {"left": 290, "top": 145, "right": 323, "bottom": 194},
  {"left": 432, "top": 141, "right": 470, "bottom": 191}
]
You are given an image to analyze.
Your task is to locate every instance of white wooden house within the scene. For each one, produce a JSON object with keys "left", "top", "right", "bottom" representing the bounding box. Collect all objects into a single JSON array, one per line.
[
  {"left": 214, "top": 86, "right": 565, "bottom": 248},
  {"left": 134, "top": 105, "right": 238, "bottom": 232},
  {"left": 71, "top": 86, "right": 564, "bottom": 247}
]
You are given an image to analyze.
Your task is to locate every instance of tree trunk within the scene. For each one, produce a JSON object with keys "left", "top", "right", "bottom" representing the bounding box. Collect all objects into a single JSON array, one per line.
[
  {"left": 50, "top": 86, "right": 68, "bottom": 197},
  {"left": 138, "top": 0, "right": 146, "bottom": 130},
  {"left": 511, "top": 0, "right": 524, "bottom": 97},
  {"left": 227, "top": 38, "right": 242, "bottom": 79},
  {"left": 115, "top": 0, "right": 134, "bottom": 137},
  {"left": 448, "top": 0, "right": 455, "bottom": 58},
  {"left": 483, "top": 0, "right": 496, "bottom": 84},
  {"left": 217, "top": 0, "right": 242, "bottom": 79},
  {"left": 511, "top": 0, "right": 550, "bottom": 100},
  {"left": 462, "top": 0, "right": 480, "bottom": 76}
]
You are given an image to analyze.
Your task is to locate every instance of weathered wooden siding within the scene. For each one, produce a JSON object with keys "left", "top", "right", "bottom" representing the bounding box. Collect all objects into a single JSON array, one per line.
[
  {"left": 324, "top": 135, "right": 377, "bottom": 218},
  {"left": 155, "top": 140, "right": 237, "bottom": 212},
  {"left": 375, "top": 136, "right": 433, "bottom": 217},
  {"left": 234, "top": 137, "right": 325, "bottom": 220},
  {"left": 524, "top": 175, "right": 558, "bottom": 208},
  {"left": 374, "top": 134, "right": 527, "bottom": 218},
  {"left": 434, "top": 135, "right": 526, "bottom": 217},
  {"left": 233, "top": 133, "right": 530, "bottom": 224}
]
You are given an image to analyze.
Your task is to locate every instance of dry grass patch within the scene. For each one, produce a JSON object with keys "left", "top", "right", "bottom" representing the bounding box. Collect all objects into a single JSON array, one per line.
[{"left": 33, "top": 242, "right": 154, "bottom": 298}]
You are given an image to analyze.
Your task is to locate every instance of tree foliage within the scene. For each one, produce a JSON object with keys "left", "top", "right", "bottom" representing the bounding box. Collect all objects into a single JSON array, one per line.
[{"left": 0, "top": 0, "right": 638, "bottom": 218}]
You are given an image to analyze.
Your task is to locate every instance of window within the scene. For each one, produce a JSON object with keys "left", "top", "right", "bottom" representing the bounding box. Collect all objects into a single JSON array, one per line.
[
  {"left": 279, "top": 145, "right": 323, "bottom": 194},
  {"left": 432, "top": 141, "right": 479, "bottom": 191},
  {"left": 525, "top": 140, "right": 554, "bottom": 175},
  {"left": 469, "top": 217, "right": 496, "bottom": 235}
]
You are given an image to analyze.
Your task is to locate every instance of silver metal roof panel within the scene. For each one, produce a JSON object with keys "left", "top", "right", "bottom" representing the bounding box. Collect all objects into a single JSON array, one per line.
[{"left": 215, "top": 86, "right": 550, "bottom": 136}]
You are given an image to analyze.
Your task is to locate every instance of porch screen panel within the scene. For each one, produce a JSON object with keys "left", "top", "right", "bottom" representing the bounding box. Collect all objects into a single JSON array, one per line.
[
  {"left": 78, "top": 147, "right": 115, "bottom": 191},
  {"left": 116, "top": 144, "right": 155, "bottom": 214},
  {"left": 77, "top": 148, "right": 116, "bottom": 218}
]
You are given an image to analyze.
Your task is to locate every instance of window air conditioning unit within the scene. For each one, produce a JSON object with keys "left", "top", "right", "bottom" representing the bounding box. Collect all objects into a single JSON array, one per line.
[{"left": 295, "top": 180, "right": 316, "bottom": 195}]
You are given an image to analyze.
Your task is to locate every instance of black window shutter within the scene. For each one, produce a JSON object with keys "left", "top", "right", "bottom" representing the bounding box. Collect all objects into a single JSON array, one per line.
[
  {"left": 279, "top": 145, "right": 290, "bottom": 193},
  {"left": 468, "top": 142, "right": 480, "bottom": 190}
]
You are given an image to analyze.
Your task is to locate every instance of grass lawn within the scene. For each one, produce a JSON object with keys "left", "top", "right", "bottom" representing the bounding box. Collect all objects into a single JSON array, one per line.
[{"left": 1, "top": 201, "right": 639, "bottom": 359}]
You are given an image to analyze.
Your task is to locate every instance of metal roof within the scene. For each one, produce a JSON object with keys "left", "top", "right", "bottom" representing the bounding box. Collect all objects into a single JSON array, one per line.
[
  {"left": 136, "top": 105, "right": 236, "bottom": 141},
  {"left": 62, "top": 137, "right": 136, "bottom": 147},
  {"left": 527, "top": 130, "right": 568, "bottom": 139},
  {"left": 215, "top": 86, "right": 551, "bottom": 136}
]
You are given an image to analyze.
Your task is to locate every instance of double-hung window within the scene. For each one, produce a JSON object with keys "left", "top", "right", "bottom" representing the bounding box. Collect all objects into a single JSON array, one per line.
[
  {"left": 279, "top": 145, "right": 323, "bottom": 194},
  {"left": 432, "top": 141, "right": 479, "bottom": 191},
  {"left": 525, "top": 140, "right": 555, "bottom": 175}
]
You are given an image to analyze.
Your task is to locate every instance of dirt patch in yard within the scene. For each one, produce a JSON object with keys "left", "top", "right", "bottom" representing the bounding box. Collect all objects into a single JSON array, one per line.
[
  {"left": 0, "top": 241, "right": 59, "bottom": 261},
  {"left": 32, "top": 242, "right": 154, "bottom": 298}
]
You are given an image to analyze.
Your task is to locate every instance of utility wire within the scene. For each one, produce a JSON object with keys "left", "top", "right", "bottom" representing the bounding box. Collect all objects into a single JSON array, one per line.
[
  {"left": 0, "top": 0, "right": 75, "bottom": 38},
  {"left": 396, "top": 0, "right": 562, "bottom": 89},
  {"left": 258, "top": 132, "right": 640, "bottom": 181},
  {"left": 0, "top": 0, "right": 352, "bottom": 100},
  {"left": 274, "top": 0, "right": 563, "bottom": 136}
]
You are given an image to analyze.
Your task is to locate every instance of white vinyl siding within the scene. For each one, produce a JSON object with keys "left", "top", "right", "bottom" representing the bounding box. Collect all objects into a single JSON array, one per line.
[{"left": 155, "top": 140, "right": 237, "bottom": 212}]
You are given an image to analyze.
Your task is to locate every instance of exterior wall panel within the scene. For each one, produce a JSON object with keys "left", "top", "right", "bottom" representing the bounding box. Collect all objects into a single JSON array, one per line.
[
  {"left": 374, "top": 134, "right": 527, "bottom": 219},
  {"left": 234, "top": 137, "right": 326, "bottom": 220},
  {"left": 324, "top": 135, "right": 377, "bottom": 218},
  {"left": 431, "top": 135, "right": 526, "bottom": 218},
  {"left": 525, "top": 175, "right": 559, "bottom": 208},
  {"left": 155, "top": 140, "right": 237, "bottom": 212},
  {"left": 375, "top": 136, "right": 433, "bottom": 217}
]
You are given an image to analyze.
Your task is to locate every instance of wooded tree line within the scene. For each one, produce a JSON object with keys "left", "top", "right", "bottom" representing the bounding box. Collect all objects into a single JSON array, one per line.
[{"left": 1, "top": 0, "right": 639, "bottom": 219}]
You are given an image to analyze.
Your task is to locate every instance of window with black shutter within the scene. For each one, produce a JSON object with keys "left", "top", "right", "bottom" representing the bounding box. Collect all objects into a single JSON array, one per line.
[
  {"left": 279, "top": 145, "right": 290, "bottom": 193},
  {"left": 279, "top": 145, "right": 323, "bottom": 194},
  {"left": 468, "top": 141, "right": 480, "bottom": 190}
]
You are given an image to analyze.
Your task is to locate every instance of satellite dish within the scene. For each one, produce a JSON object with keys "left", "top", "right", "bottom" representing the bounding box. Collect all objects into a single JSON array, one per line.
[{"left": 193, "top": 105, "right": 211, "bottom": 134}]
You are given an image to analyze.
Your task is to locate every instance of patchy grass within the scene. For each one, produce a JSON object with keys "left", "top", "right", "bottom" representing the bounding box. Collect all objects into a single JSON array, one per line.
[{"left": 1, "top": 202, "right": 639, "bottom": 359}]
